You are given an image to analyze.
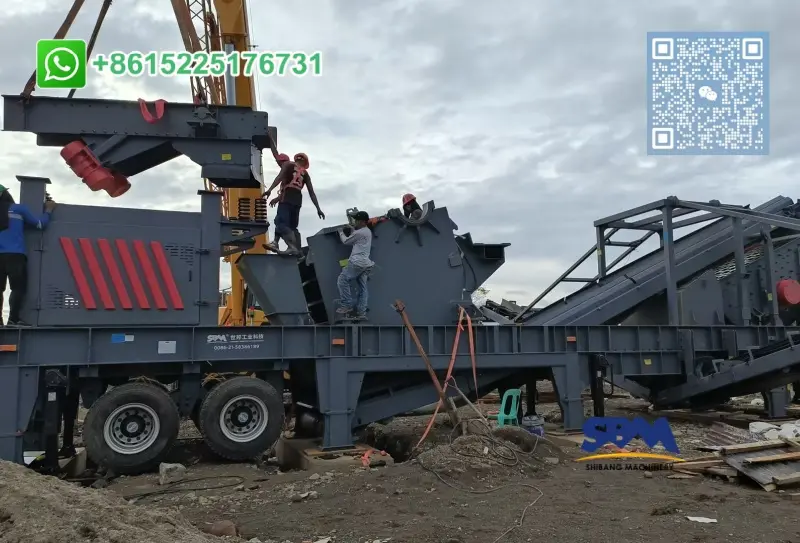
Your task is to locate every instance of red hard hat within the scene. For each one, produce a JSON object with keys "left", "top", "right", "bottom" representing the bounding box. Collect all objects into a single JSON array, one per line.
[
  {"left": 294, "top": 153, "right": 309, "bottom": 167},
  {"left": 402, "top": 193, "right": 416, "bottom": 205},
  {"left": 276, "top": 153, "right": 290, "bottom": 163}
]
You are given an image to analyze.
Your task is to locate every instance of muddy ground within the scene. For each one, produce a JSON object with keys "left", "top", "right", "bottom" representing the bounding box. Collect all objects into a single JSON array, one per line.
[{"left": 99, "top": 396, "right": 800, "bottom": 543}]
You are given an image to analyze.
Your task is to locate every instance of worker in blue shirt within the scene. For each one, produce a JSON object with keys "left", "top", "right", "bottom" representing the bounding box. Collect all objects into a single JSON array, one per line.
[{"left": 0, "top": 185, "right": 56, "bottom": 326}]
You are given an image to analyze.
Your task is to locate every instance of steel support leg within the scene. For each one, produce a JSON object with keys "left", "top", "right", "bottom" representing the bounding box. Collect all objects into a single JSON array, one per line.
[
  {"left": 524, "top": 377, "right": 538, "bottom": 416},
  {"left": 59, "top": 386, "right": 80, "bottom": 458},
  {"left": 42, "top": 370, "right": 67, "bottom": 473},
  {"left": 315, "top": 358, "right": 364, "bottom": 450},
  {"left": 764, "top": 387, "right": 790, "bottom": 419},
  {"left": 551, "top": 355, "right": 585, "bottom": 431},
  {"left": 732, "top": 218, "right": 751, "bottom": 325},
  {"left": 662, "top": 206, "right": 679, "bottom": 325}
]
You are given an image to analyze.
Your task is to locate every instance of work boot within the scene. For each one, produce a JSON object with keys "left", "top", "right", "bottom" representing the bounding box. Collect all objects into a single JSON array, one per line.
[
  {"left": 263, "top": 242, "right": 280, "bottom": 253},
  {"left": 7, "top": 320, "right": 31, "bottom": 327},
  {"left": 335, "top": 307, "right": 352, "bottom": 321}
]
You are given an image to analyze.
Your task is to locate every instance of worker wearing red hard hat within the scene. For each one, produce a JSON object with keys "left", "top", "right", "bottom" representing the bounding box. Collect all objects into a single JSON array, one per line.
[
  {"left": 402, "top": 193, "right": 422, "bottom": 220},
  {"left": 261, "top": 152, "right": 325, "bottom": 255}
]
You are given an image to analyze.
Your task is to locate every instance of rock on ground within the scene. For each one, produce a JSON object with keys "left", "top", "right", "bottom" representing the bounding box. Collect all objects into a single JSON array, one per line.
[{"left": 0, "top": 460, "right": 234, "bottom": 543}]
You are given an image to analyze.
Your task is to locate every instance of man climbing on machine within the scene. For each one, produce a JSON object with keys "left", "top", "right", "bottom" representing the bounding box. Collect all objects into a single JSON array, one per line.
[
  {"left": 336, "top": 211, "right": 374, "bottom": 320},
  {"left": 0, "top": 185, "right": 56, "bottom": 326},
  {"left": 402, "top": 193, "right": 423, "bottom": 220},
  {"left": 262, "top": 152, "right": 325, "bottom": 254}
]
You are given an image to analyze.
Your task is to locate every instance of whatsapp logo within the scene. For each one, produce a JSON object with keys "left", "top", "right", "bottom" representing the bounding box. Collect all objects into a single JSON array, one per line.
[{"left": 36, "top": 39, "right": 87, "bottom": 89}]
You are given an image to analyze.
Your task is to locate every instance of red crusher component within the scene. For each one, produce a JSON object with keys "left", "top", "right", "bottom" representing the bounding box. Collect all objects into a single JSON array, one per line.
[
  {"left": 776, "top": 279, "right": 800, "bottom": 306},
  {"left": 60, "top": 141, "right": 131, "bottom": 198}
]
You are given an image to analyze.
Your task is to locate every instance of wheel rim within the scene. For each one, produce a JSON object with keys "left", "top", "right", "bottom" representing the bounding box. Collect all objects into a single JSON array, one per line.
[
  {"left": 219, "top": 394, "right": 269, "bottom": 443},
  {"left": 103, "top": 403, "right": 161, "bottom": 455}
]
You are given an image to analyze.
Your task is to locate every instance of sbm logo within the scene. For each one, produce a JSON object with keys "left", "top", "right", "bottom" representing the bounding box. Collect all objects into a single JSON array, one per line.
[
  {"left": 577, "top": 416, "right": 683, "bottom": 462},
  {"left": 207, "top": 334, "right": 228, "bottom": 343}
]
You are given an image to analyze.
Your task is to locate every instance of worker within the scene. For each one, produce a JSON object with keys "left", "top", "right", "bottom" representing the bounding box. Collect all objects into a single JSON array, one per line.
[
  {"left": 261, "top": 153, "right": 325, "bottom": 255},
  {"left": 0, "top": 185, "right": 56, "bottom": 326},
  {"left": 402, "top": 193, "right": 423, "bottom": 220},
  {"left": 336, "top": 211, "right": 374, "bottom": 320}
]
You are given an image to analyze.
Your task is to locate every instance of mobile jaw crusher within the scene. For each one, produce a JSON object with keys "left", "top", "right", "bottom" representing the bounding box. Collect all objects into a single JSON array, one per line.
[{"left": 3, "top": 95, "right": 800, "bottom": 474}]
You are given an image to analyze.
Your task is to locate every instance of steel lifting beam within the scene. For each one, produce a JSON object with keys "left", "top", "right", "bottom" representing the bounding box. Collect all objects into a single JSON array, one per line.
[{"left": 2, "top": 95, "right": 278, "bottom": 189}]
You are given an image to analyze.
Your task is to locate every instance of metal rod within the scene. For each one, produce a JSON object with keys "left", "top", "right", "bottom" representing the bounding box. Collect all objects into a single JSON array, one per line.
[
  {"left": 732, "top": 218, "right": 750, "bottom": 325},
  {"left": 596, "top": 226, "right": 607, "bottom": 279},
  {"left": 662, "top": 206, "right": 679, "bottom": 325},
  {"left": 624, "top": 207, "right": 698, "bottom": 228},
  {"left": 443, "top": 376, "right": 489, "bottom": 424},
  {"left": 21, "top": 0, "right": 86, "bottom": 98},
  {"left": 393, "top": 300, "right": 461, "bottom": 428},
  {"left": 675, "top": 199, "right": 800, "bottom": 233},
  {"left": 512, "top": 228, "right": 619, "bottom": 321},
  {"left": 224, "top": 43, "right": 236, "bottom": 105},
  {"left": 593, "top": 199, "right": 667, "bottom": 227},
  {"left": 671, "top": 212, "right": 721, "bottom": 229},
  {"left": 762, "top": 227, "right": 779, "bottom": 321},
  {"left": 68, "top": 0, "right": 112, "bottom": 99},
  {"left": 605, "top": 231, "right": 656, "bottom": 271}
]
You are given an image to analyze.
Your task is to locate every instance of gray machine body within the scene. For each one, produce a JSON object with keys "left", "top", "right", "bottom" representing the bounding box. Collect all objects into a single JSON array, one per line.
[{"left": 5, "top": 96, "right": 800, "bottom": 466}]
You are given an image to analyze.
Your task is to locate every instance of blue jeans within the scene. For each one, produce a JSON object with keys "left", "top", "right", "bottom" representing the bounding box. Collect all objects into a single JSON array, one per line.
[
  {"left": 274, "top": 202, "right": 300, "bottom": 239},
  {"left": 337, "top": 262, "right": 371, "bottom": 314}
]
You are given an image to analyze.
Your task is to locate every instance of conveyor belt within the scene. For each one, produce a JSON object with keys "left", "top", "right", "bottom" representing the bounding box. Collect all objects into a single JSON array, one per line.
[
  {"left": 525, "top": 196, "right": 795, "bottom": 326},
  {"left": 654, "top": 335, "right": 800, "bottom": 407}
]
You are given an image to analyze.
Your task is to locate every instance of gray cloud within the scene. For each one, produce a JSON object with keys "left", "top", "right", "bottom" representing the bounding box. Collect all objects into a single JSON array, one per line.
[{"left": 0, "top": 0, "right": 797, "bottom": 308}]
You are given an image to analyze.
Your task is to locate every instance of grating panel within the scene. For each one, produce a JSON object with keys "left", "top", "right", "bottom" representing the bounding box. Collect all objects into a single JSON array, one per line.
[{"left": 715, "top": 245, "right": 765, "bottom": 279}]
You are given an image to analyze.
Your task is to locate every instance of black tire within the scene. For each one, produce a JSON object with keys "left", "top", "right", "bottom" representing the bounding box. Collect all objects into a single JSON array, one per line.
[
  {"left": 83, "top": 382, "right": 180, "bottom": 474},
  {"left": 199, "top": 376, "right": 284, "bottom": 461}
]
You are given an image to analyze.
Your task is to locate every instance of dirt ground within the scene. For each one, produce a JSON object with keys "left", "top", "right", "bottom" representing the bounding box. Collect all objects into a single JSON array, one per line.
[{"left": 94, "top": 396, "right": 800, "bottom": 543}]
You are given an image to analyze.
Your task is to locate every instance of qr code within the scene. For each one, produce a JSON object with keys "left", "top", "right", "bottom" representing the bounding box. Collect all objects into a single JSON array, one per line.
[{"left": 647, "top": 31, "right": 769, "bottom": 155}]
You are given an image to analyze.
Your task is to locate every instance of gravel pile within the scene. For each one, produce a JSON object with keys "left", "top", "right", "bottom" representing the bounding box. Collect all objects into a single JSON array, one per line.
[{"left": 0, "top": 460, "right": 235, "bottom": 543}]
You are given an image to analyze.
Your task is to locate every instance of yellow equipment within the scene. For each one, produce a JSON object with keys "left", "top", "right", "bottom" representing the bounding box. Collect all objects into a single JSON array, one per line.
[{"left": 174, "top": 0, "right": 274, "bottom": 326}]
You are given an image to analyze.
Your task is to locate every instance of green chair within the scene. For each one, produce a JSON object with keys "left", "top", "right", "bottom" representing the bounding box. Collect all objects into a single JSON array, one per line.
[{"left": 493, "top": 388, "right": 522, "bottom": 428}]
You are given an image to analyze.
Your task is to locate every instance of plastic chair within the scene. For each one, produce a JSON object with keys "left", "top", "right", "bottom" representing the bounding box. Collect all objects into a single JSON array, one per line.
[{"left": 494, "top": 388, "right": 521, "bottom": 428}]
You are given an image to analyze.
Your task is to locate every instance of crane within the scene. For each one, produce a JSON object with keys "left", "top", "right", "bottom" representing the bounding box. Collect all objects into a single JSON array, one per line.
[
  {"left": 21, "top": 0, "right": 276, "bottom": 328},
  {"left": 175, "top": 0, "right": 272, "bottom": 327}
]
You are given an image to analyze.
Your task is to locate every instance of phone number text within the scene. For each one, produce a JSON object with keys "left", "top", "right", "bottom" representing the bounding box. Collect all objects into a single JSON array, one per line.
[
  {"left": 90, "top": 51, "right": 322, "bottom": 78},
  {"left": 213, "top": 344, "right": 261, "bottom": 351}
]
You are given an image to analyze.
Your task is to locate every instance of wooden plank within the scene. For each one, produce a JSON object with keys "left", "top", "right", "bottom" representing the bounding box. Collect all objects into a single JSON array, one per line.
[
  {"left": 772, "top": 472, "right": 800, "bottom": 487},
  {"left": 667, "top": 474, "right": 697, "bottom": 479},
  {"left": 743, "top": 451, "right": 800, "bottom": 465},
  {"left": 673, "top": 469, "right": 701, "bottom": 476},
  {"left": 675, "top": 460, "right": 724, "bottom": 471},
  {"left": 720, "top": 440, "right": 786, "bottom": 454},
  {"left": 780, "top": 436, "right": 800, "bottom": 449},
  {"left": 685, "top": 454, "right": 722, "bottom": 462},
  {"left": 706, "top": 466, "right": 738, "bottom": 477}
]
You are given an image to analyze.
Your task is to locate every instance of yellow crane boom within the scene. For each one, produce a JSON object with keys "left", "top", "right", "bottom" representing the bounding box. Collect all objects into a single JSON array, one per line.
[{"left": 178, "top": 0, "right": 273, "bottom": 326}]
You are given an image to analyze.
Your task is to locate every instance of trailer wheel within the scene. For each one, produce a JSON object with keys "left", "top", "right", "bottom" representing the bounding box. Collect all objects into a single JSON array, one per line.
[
  {"left": 199, "top": 377, "right": 284, "bottom": 461},
  {"left": 84, "top": 382, "right": 180, "bottom": 474}
]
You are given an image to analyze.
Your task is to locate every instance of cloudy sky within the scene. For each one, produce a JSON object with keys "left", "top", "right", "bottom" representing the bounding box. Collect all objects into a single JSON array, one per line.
[{"left": 0, "top": 0, "right": 796, "bottom": 311}]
